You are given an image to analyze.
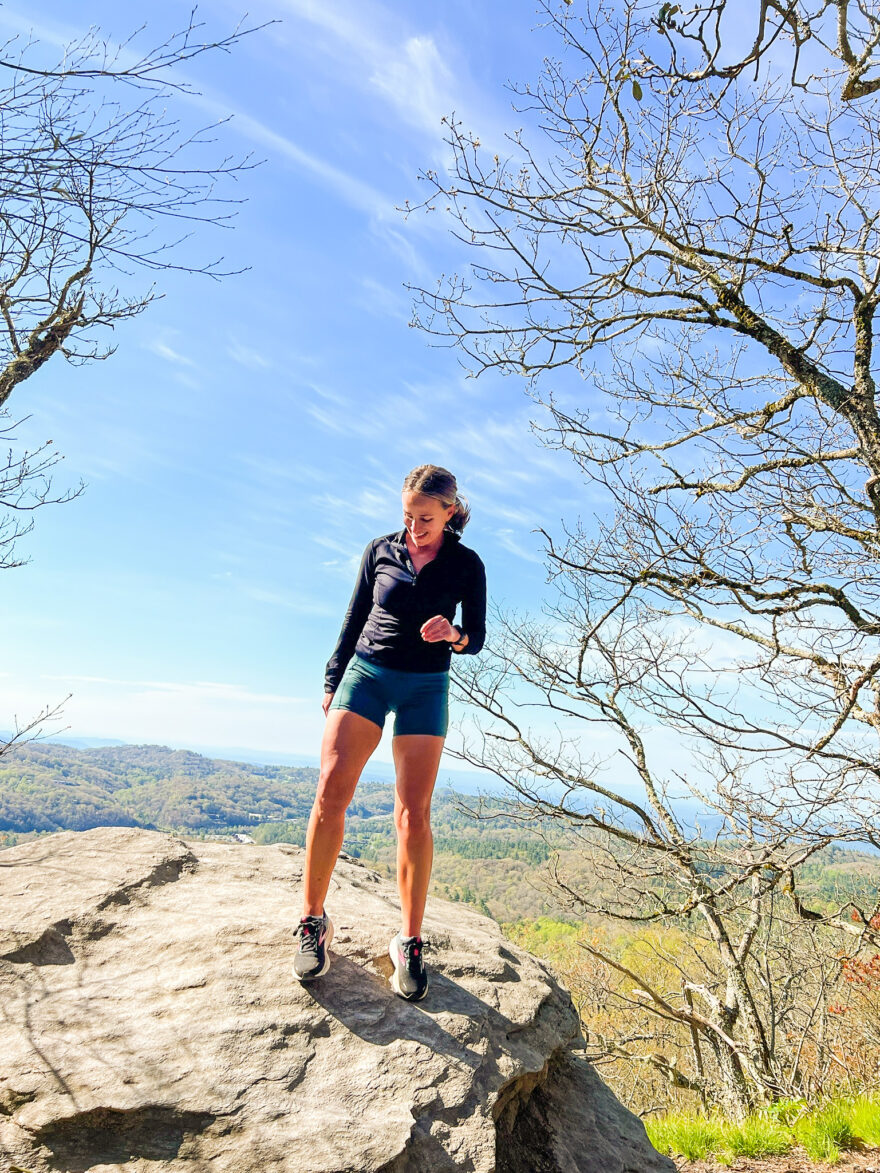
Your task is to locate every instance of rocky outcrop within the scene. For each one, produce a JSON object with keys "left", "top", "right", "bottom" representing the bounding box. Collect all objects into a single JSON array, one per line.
[{"left": 0, "top": 828, "right": 673, "bottom": 1172}]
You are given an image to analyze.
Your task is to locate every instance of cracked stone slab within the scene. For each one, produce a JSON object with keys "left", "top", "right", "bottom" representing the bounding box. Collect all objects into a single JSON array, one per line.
[
  {"left": 0, "top": 828, "right": 673, "bottom": 1173},
  {"left": 0, "top": 827, "right": 196, "bottom": 962}
]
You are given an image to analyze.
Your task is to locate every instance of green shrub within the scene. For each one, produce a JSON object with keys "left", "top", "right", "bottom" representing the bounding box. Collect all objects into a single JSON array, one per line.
[
  {"left": 647, "top": 1097, "right": 880, "bottom": 1164},
  {"left": 765, "top": 1097, "right": 808, "bottom": 1126}
]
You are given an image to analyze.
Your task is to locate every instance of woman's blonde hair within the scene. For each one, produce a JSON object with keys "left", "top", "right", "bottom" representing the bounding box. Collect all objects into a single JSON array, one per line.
[{"left": 402, "top": 464, "right": 470, "bottom": 534}]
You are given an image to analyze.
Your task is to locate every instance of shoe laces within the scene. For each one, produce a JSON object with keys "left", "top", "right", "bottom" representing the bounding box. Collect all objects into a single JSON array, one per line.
[
  {"left": 401, "top": 936, "right": 425, "bottom": 974},
  {"left": 297, "top": 916, "right": 323, "bottom": 953}
]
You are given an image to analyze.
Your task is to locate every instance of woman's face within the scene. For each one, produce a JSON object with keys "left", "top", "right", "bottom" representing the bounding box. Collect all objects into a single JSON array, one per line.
[{"left": 402, "top": 491, "right": 454, "bottom": 549}]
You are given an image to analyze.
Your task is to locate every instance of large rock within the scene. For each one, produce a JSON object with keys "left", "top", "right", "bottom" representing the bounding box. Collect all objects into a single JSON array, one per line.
[{"left": 0, "top": 828, "right": 673, "bottom": 1173}]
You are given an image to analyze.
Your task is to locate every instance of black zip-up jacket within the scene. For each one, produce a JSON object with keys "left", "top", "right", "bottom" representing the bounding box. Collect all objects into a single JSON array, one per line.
[{"left": 324, "top": 529, "right": 486, "bottom": 693}]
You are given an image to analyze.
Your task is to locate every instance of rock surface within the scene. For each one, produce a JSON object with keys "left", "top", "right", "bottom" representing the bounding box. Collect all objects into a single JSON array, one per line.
[{"left": 0, "top": 827, "right": 673, "bottom": 1172}]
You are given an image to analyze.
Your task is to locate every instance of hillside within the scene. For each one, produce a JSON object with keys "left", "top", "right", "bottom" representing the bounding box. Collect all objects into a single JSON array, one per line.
[
  {"left": 2, "top": 740, "right": 879, "bottom": 924},
  {"left": 0, "top": 742, "right": 340, "bottom": 834},
  {"left": 0, "top": 741, "right": 570, "bottom": 920}
]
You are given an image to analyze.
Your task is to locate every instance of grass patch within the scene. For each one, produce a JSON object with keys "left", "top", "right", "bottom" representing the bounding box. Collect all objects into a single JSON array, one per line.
[
  {"left": 849, "top": 1094, "right": 880, "bottom": 1147},
  {"left": 793, "top": 1102, "right": 854, "bottom": 1162},
  {"left": 648, "top": 1093, "right": 880, "bottom": 1164},
  {"left": 721, "top": 1115, "right": 792, "bottom": 1159},
  {"left": 646, "top": 1113, "right": 725, "bottom": 1161}
]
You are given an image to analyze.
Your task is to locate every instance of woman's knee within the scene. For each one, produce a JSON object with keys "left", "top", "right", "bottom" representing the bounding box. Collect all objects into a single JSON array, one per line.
[
  {"left": 313, "top": 769, "right": 355, "bottom": 821},
  {"left": 395, "top": 802, "right": 432, "bottom": 837}
]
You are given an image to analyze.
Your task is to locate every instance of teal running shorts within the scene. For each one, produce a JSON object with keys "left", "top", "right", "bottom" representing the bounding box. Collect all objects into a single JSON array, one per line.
[{"left": 329, "top": 655, "right": 449, "bottom": 737}]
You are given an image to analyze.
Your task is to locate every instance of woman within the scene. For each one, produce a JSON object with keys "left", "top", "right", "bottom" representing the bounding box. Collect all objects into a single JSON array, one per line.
[{"left": 294, "top": 465, "right": 486, "bottom": 1001}]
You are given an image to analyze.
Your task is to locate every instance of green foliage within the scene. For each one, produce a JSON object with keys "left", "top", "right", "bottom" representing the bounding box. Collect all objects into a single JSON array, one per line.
[
  {"left": 433, "top": 833, "right": 551, "bottom": 863},
  {"left": 6, "top": 742, "right": 880, "bottom": 927},
  {"left": 251, "top": 821, "right": 305, "bottom": 847},
  {"left": 503, "top": 918, "right": 582, "bottom": 966},
  {"left": 0, "top": 743, "right": 324, "bottom": 833},
  {"left": 11, "top": 742, "right": 880, "bottom": 1123},
  {"left": 0, "top": 743, "right": 567, "bottom": 921},
  {"left": 505, "top": 918, "right": 579, "bottom": 949},
  {"left": 655, "top": 3, "right": 680, "bottom": 30},
  {"left": 765, "top": 1098, "right": 808, "bottom": 1126}
]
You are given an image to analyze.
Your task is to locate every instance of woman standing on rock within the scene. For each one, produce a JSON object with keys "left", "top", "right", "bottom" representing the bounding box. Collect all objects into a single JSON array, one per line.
[{"left": 294, "top": 465, "right": 486, "bottom": 1000}]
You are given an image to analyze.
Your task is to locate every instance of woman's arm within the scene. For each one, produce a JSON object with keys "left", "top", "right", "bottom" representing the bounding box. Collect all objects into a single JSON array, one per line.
[
  {"left": 323, "top": 541, "right": 376, "bottom": 693},
  {"left": 452, "top": 552, "right": 486, "bottom": 656}
]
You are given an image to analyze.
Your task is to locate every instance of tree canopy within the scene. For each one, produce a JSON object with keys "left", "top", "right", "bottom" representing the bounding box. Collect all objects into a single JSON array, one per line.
[{"left": 412, "top": 0, "right": 880, "bottom": 1115}]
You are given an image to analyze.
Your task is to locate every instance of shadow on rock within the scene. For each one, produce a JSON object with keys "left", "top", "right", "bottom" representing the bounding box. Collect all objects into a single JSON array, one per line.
[{"left": 299, "top": 952, "right": 508, "bottom": 1071}]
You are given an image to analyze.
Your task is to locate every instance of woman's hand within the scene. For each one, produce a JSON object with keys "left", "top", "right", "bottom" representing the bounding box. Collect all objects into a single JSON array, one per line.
[
  {"left": 420, "top": 615, "right": 459, "bottom": 644},
  {"left": 322, "top": 692, "right": 335, "bottom": 717}
]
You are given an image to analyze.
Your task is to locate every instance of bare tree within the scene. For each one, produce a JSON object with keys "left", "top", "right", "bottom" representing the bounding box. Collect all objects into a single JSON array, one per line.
[
  {"left": 0, "top": 696, "right": 70, "bottom": 768},
  {"left": 0, "top": 13, "right": 260, "bottom": 748},
  {"left": 0, "top": 13, "right": 263, "bottom": 412},
  {"left": 453, "top": 620, "right": 880, "bottom": 1114},
  {"left": 411, "top": 0, "right": 880, "bottom": 1114},
  {"left": 0, "top": 415, "right": 82, "bottom": 571},
  {"left": 0, "top": 13, "right": 262, "bottom": 564},
  {"left": 643, "top": 0, "right": 880, "bottom": 102}
]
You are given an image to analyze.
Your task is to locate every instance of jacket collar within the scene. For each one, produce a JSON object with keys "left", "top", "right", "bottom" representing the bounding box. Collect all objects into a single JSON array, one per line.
[{"left": 391, "top": 528, "right": 460, "bottom": 555}]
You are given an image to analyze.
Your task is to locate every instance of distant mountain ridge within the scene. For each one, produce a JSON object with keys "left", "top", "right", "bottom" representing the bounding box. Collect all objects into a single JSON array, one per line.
[
  {"left": 4, "top": 740, "right": 880, "bottom": 926},
  {"left": 0, "top": 741, "right": 337, "bottom": 834},
  {"left": 0, "top": 740, "right": 565, "bottom": 920},
  {"left": 0, "top": 733, "right": 129, "bottom": 750}
]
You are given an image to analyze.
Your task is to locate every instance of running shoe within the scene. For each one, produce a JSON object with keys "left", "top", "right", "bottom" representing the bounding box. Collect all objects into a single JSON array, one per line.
[
  {"left": 389, "top": 932, "right": 428, "bottom": 1001},
  {"left": 293, "top": 912, "right": 333, "bottom": 981}
]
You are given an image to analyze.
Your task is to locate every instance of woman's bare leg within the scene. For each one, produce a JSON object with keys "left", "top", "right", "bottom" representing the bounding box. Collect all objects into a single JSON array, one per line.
[
  {"left": 391, "top": 734, "right": 445, "bottom": 938},
  {"left": 302, "top": 709, "right": 382, "bottom": 917}
]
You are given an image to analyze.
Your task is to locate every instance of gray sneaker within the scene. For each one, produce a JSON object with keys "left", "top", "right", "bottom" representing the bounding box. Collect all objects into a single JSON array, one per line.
[
  {"left": 293, "top": 913, "right": 333, "bottom": 981},
  {"left": 389, "top": 933, "right": 428, "bottom": 1001}
]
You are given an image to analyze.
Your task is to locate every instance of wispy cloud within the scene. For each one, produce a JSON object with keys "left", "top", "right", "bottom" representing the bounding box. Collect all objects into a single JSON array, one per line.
[
  {"left": 173, "top": 371, "right": 202, "bottom": 391},
  {"left": 495, "top": 528, "right": 543, "bottom": 563},
  {"left": 241, "top": 585, "right": 336, "bottom": 616},
  {"left": 146, "top": 340, "right": 197, "bottom": 368},
  {"left": 315, "top": 486, "right": 396, "bottom": 525},
  {"left": 0, "top": 673, "right": 319, "bottom": 753},
  {"left": 42, "top": 674, "right": 304, "bottom": 706},
  {"left": 306, "top": 404, "right": 350, "bottom": 434},
  {"left": 304, "top": 377, "right": 459, "bottom": 441},
  {"left": 477, "top": 499, "right": 541, "bottom": 527},
  {"left": 468, "top": 467, "right": 542, "bottom": 490},
  {"left": 0, "top": 6, "right": 79, "bottom": 47},
  {"left": 234, "top": 453, "right": 326, "bottom": 487},
  {"left": 0, "top": 4, "right": 397, "bottom": 222},
  {"left": 277, "top": 1, "right": 456, "bottom": 136},
  {"left": 202, "top": 102, "right": 394, "bottom": 218},
  {"left": 65, "top": 421, "right": 171, "bottom": 483},
  {"left": 311, "top": 535, "right": 365, "bottom": 576},
  {"left": 370, "top": 33, "right": 456, "bottom": 137},
  {"left": 227, "top": 340, "right": 273, "bottom": 370},
  {"left": 355, "top": 276, "right": 410, "bottom": 320}
]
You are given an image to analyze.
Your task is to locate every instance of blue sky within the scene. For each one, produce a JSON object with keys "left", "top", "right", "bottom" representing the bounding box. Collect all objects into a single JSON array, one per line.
[{"left": 1, "top": 0, "right": 593, "bottom": 765}]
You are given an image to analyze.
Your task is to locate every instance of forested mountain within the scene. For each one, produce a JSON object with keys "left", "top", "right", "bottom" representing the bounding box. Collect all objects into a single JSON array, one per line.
[
  {"left": 0, "top": 741, "right": 575, "bottom": 918},
  {"left": 3, "top": 741, "right": 878, "bottom": 925},
  {"left": 0, "top": 742, "right": 391, "bottom": 835}
]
